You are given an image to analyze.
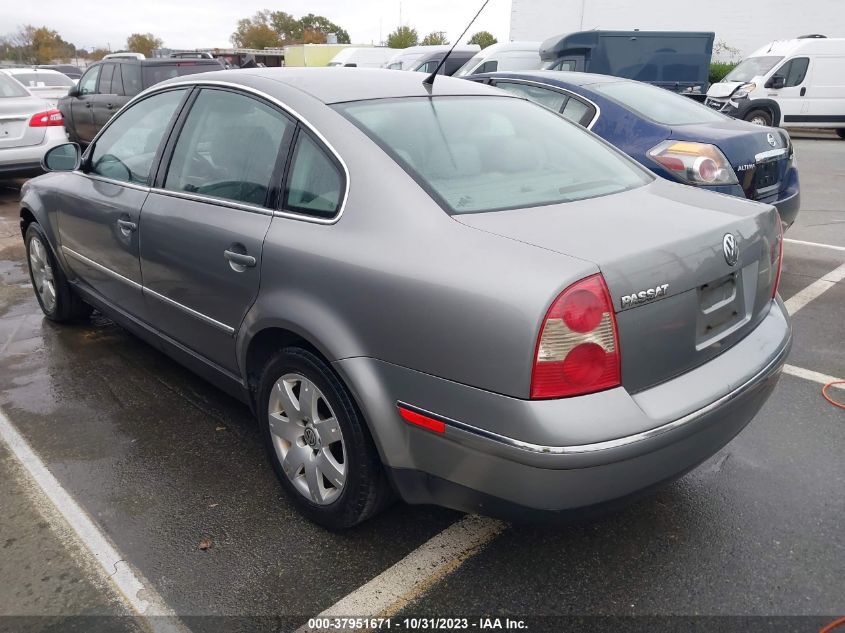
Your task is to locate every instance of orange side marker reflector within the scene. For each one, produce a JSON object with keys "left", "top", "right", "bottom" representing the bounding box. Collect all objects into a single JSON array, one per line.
[{"left": 398, "top": 406, "right": 446, "bottom": 434}]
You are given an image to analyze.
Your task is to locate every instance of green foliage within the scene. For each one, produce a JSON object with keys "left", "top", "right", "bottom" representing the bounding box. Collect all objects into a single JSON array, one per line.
[
  {"left": 467, "top": 31, "right": 497, "bottom": 49},
  {"left": 126, "top": 33, "right": 163, "bottom": 58},
  {"left": 387, "top": 26, "right": 418, "bottom": 49},
  {"left": 710, "top": 62, "right": 737, "bottom": 84},
  {"left": 421, "top": 31, "right": 449, "bottom": 46},
  {"left": 7, "top": 25, "right": 75, "bottom": 63},
  {"left": 231, "top": 10, "right": 351, "bottom": 48}
]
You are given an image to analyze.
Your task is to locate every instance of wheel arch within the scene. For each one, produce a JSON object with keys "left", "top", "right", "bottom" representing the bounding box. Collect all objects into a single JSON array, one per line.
[{"left": 741, "top": 99, "right": 782, "bottom": 126}]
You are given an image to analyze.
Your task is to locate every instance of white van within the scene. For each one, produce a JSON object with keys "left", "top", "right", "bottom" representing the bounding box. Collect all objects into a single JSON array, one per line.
[
  {"left": 705, "top": 35, "right": 845, "bottom": 136},
  {"left": 382, "top": 45, "right": 480, "bottom": 71},
  {"left": 452, "top": 42, "right": 542, "bottom": 77},
  {"left": 328, "top": 47, "right": 399, "bottom": 68}
]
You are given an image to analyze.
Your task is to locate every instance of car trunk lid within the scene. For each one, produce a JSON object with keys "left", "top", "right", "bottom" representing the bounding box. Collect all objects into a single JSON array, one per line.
[
  {"left": 455, "top": 179, "right": 782, "bottom": 392},
  {"left": 0, "top": 97, "right": 48, "bottom": 149}
]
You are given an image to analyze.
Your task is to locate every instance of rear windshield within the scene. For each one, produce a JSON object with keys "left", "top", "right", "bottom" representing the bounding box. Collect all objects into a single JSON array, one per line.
[
  {"left": 142, "top": 63, "right": 218, "bottom": 87},
  {"left": 592, "top": 80, "right": 727, "bottom": 125},
  {"left": 11, "top": 72, "right": 75, "bottom": 87},
  {"left": 0, "top": 73, "right": 29, "bottom": 98},
  {"left": 337, "top": 96, "right": 650, "bottom": 214},
  {"left": 724, "top": 56, "right": 783, "bottom": 82}
]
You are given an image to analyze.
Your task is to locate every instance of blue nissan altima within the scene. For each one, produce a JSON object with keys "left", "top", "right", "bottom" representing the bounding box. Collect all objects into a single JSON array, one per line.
[{"left": 468, "top": 71, "right": 800, "bottom": 228}]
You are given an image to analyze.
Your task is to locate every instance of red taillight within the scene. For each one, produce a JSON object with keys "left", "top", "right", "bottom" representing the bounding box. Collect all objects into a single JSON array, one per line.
[
  {"left": 398, "top": 406, "right": 445, "bottom": 434},
  {"left": 772, "top": 218, "right": 784, "bottom": 299},
  {"left": 531, "top": 274, "right": 621, "bottom": 399},
  {"left": 29, "top": 109, "right": 63, "bottom": 127}
]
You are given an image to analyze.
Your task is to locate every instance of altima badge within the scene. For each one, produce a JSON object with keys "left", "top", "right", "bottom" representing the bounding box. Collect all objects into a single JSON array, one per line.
[
  {"left": 723, "top": 233, "right": 739, "bottom": 266},
  {"left": 620, "top": 284, "right": 669, "bottom": 309}
]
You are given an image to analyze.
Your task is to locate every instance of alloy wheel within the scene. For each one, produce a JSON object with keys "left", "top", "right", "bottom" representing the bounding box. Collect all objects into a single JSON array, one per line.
[
  {"left": 267, "top": 373, "right": 347, "bottom": 505},
  {"left": 28, "top": 236, "right": 57, "bottom": 313}
]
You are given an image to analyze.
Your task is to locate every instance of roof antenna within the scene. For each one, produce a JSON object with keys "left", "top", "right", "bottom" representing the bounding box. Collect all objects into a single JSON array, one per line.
[{"left": 423, "top": 0, "right": 491, "bottom": 88}]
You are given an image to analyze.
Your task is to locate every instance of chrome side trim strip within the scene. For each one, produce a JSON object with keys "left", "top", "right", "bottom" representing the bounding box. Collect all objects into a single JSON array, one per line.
[
  {"left": 62, "top": 246, "right": 143, "bottom": 290},
  {"left": 755, "top": 147, "right": 788, "bottom": 162},
  {"left": 145, "top": 187, "right": 276, "bottom": 217},
  {"left": 74, "top": 172, "right": 152, "bottom": 192},
  {"left": 399, "top": 341, "right": 788, "bottom": 456},
  {"left": 143, "top": 286, "right": 235, "bottom": 336},
  {"left": 61, "top": 246, "right": 235, "bottom": 336}
]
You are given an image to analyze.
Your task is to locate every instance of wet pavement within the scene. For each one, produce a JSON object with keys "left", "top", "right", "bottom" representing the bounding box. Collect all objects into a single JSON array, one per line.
[{"left": 0, "top": 137, "right": 843, "bottom": 632}]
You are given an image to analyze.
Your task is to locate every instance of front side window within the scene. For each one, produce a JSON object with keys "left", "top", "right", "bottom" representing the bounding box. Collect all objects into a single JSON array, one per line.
[
  {"left": 284, "top": 132, "right": 344, "bottom": 218},
  {"left": 78, "top": 66, "right": 100, "bottom": 95},
  {"left": 477, "top": 60, "right": 498, "bottom": 74},
  {"left": 164, "top": 89, "right": 292, "bottom": 206},
  {"left": 779, "top": 57, "right": 810, "bottom": 87},
  {"left": 90, "top": 89, "right": 186, "bottom": 184},
  {"left": 494, "top": 82, "right": 567, "bottom": 112},
  {"left": 592, "top": 80, "right": 726, "bottom": 125},
  {"left": 338, "top": 96, "right": 650, "bottom": 215}
]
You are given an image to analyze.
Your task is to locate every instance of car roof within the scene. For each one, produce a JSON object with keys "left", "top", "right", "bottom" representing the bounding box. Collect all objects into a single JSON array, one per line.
[
  {"left": 91, "top": 58, "right": 221, "bottom": 67},
  {"left": 474, "top": 69, "right": 626, "bottom": 88},
  {"left": 155, "top": 67, "right": 503, "bottom": 104}
]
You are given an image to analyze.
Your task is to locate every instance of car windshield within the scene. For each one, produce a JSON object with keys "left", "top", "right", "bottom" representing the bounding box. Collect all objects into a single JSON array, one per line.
[
  {"left": 724, "top": 56, "right": 784, "bottom": 82},
  {"left": 0, "top": 73, "right": 30, "bottom": 98},
  {"left": 12, "top": 72, "right": 75, "bottom": 88},
  {"left": 337, "top": 96, "right": 650, "bottom": 215},
  {"left": 592, "top": 80, "right": 727, "bottom": 125},
  {"left": 453, "top": 53, "right": 485, "bottom": 77}
]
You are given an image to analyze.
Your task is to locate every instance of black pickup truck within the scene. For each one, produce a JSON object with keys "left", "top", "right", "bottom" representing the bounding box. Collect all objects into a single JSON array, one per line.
[{"left": 58, "top": 57, "right": 223, "bottom": 145}]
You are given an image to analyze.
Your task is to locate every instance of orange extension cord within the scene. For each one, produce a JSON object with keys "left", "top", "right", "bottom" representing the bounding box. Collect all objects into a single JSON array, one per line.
[
  {"left": 821, "top": 616, "right": 845, "bottom": 633},
  {"left": 822, "top": 381, "right": 845, "bottom": 410}
]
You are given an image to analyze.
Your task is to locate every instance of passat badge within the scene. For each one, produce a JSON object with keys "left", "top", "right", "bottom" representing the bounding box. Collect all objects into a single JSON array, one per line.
[
  {"left": 723, "top": 233, "right": 739, "bottom": 266},
  {"left": 620, "top": 284, "right": 669, "bottom": 310}
]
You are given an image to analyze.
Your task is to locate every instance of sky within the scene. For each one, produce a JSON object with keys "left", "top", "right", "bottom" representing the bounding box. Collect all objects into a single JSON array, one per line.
[{"left": 1, "top": 0, "right": 512, "bottom": 51}]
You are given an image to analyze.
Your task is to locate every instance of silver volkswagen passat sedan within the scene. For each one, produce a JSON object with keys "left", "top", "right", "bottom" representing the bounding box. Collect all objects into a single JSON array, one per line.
[{"left": 20, "top": 68, "right": 790, "bottom": 528}]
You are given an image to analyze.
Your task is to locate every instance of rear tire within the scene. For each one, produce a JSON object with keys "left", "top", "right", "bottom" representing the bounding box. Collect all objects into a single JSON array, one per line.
[
  {"left": 836, "top": 129, "right": 845, "bottom": 140},
  {"left": 744, "top": 109, "right": 773, "bottom": 126},
  {"left": 258, "top": 347, "right": 391, "bottom": 529},
  {"left": 25, "top": 223, "right": 91, "bottom": 323}
]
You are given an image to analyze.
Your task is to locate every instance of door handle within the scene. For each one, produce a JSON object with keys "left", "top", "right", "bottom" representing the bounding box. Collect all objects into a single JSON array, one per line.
[
  {"left": 85, "top": 103, "right": 92, "bottom": 108},
  {"left": 117, "top": 219, "right": 137, "bottom": 232},
  {"left": 106, "top": 103, "right": 114, "bottom": 110},
  {"left": 800, "top": 87, "right": 807, "bottom": 96},
  {"left": 223, "top": 250, "right": 256, "bottom": 268}
]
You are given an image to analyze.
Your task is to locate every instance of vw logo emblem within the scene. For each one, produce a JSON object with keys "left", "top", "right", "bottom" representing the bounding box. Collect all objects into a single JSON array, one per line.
[
  {"left": 303, "top": 427, "right": 318, "bottom": 448},
  {"left": 723, "top": 233, "right": 739, "bottom": 266},
  {"left": 767, "top": 132, "right": 778, "bottom": 147}
]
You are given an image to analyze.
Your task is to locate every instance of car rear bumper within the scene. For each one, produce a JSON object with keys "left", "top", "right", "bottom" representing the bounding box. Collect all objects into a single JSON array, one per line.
[
  {"left": 0, "top": 127, "right": 68, "bottom": 177},
  {"left": 334, "top": 299, "right": 791, "bottom": 517}
]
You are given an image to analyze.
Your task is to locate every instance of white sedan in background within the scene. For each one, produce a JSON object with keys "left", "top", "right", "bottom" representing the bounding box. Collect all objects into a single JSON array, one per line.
[
  {"left": 1, "top": 68, "right": 76, "bottom": 107},
  {"left": 0, "top": 72, "right": 68, "bottom": 178}
]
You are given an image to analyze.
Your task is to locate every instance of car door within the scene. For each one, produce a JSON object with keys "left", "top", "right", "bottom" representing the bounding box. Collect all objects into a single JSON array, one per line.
[
  {"left": 91, "top": 62, "right": 128, "bottom": 134},
  {"left": 68, "top": 65, "right": 100, "bottom": 143},
  {"left": 768, "top": 57, "right": 811, "bottom": 125},
  {"left": 139, "top": 87, "right": 295, "bottom": 373},
  {"left": 57, "top": 88, "right": 189, "bottom": 317},
  {"left": 801, "top": 55, "right": 845, "bottom": 126}
]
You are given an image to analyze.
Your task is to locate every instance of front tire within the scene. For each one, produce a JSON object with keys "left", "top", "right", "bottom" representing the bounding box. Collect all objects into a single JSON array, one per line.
[
  {"left": 745, "top": 109, "right": 773, "bottom": 126},
  {"left": 25, "top": 223, "right": 91, "bottom": 322},
  {"left": 836, "top": 129, "right": 845, "bottom": 140},
  {"left": 258, "top": 347, "right": 390, "bottom": 529}
]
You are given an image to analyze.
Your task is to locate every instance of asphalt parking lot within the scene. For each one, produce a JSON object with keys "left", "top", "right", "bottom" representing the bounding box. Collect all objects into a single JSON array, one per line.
[{"left": 0, "top": 136, "right": 843, "bottom": 633}]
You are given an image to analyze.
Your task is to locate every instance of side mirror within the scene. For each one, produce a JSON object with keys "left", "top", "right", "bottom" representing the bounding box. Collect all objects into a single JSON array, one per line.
[
  {"left": 42, "top": 143, "right": 81, "bottom": 172},
  {"left": 766, "top": 75, "right": 786, "bottom": 90},
  {"left": 67, "top": 85, "right": 80, "bottom": 98}
]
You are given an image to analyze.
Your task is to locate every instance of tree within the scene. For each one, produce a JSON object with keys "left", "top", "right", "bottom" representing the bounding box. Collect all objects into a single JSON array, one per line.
[
  {"left": 232, "top": 10, "right": 283, "bottom": 48},
  {"left": 297, "top": 13, "right": 350, "bottom": 44},
  {"left": 421, "top": 31, "right": 448, "bottom": 46},
  {"left": 387, "top": 26, "right": 418, "bottom": 49},
  {"left": 88, "top": 47, "right": 109, "bottom": 61},
  {"left": 126, "top": 33, "right": 163, "bottom": 58},
  {"left": 468, "top": 31, "right": 497, "bottom": 49}
]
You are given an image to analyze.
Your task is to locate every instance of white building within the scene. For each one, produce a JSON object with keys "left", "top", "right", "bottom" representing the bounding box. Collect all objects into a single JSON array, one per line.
[{"left": 510, "top": 0, "right": 845, "bottom": 59}]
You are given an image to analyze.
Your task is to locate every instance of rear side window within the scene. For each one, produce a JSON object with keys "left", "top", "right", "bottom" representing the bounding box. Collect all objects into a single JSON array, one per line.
[
  {"left": 495, "top": 81, "right": 567, "bottom": 112},
  {"left": 90, "top": 89, "right": 186, "bottom": 185},
  {"left": 0, "top": 73, "right": 29, "bottom": 98},
  {"left": 142, "top": 63, "right": 218, "bottom": 87},
  {"left": 121, "top": 64, "right": 143, "bottom": 96},
  {"left": 562, "top": 97, "right": 591, "bottom": 125},
  {"left": 164, "top": 88, "right": 292, "bottom": 207},
  {"left": 284, "top": 132, "right": 344, "bottom": 218}
]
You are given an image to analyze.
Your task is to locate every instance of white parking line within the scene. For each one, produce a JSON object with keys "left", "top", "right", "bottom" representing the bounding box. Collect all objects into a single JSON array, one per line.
[
  {"left": 783, "top": 262, "right": 845, "bottom": 315},
  {"left": 783, "top": 364, "right": 845, "bottom": 390},
  {"left": 785, "top": 238, "right": 845, "bottom": 253},
  {"left": 299, "top": 515, "right": 506, "bottom": 630},
  {"left": 0, "top": 408, "right": 188, "bottom": 633}
]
